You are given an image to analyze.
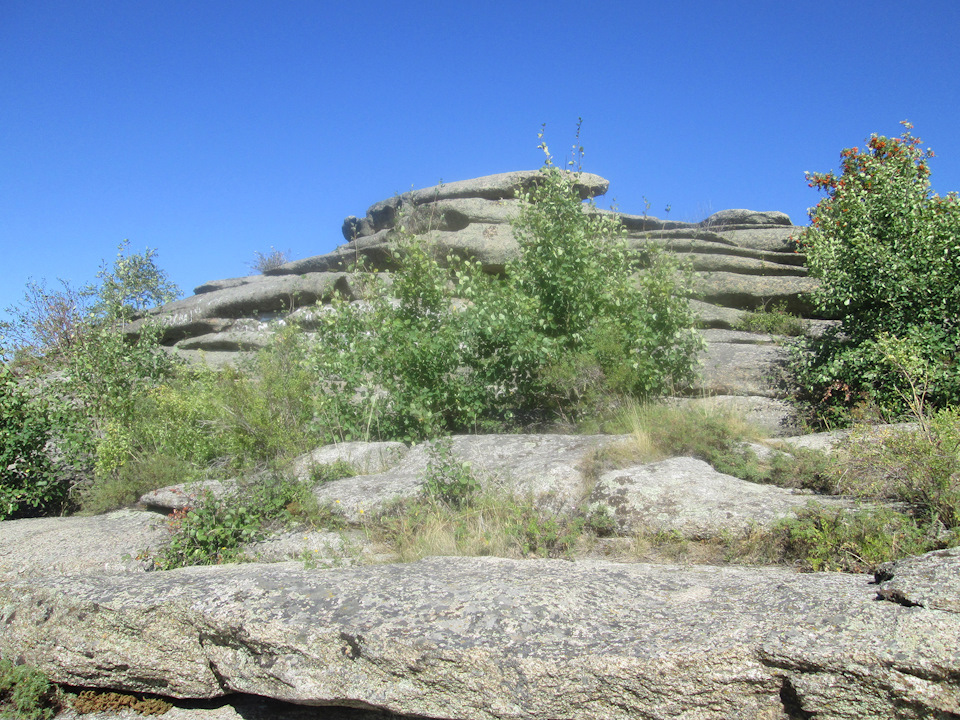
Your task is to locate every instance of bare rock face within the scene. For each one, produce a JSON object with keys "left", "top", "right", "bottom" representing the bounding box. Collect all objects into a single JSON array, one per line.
[
  {"left": 588, "top": 457, "right": 848, "bottom": 537},
  {"left": 2, "top": 554, "right": 958, "bottom": 719},
  {"left": 694, "top": 329, "right": 791, "bottom": 398},
  {"left": 0, "top": 510, "right": 166, "bottom": 579},
  {"left": 312, "top": 434, "right": 627, "bottom": 522}
]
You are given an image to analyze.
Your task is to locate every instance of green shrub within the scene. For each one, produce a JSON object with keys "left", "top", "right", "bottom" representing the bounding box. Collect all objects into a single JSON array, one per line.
[
  {"left": 0, "top": 658, "right": 61, "bottom": 720},
  {"left": 421, "top": 438, "right": 481, "bottom": 509},
  {"left": 795, "top": 123, "right": 960, "bottom": 423},
  {"left": 0, "top": 366, "right": 65, "bottom": 520},
  {"left": 772, "top": 505, "right": 938, "bottom": 573},
  {"left": 838, "top": 412, "right": 960, "bottom": 530},
  {"left": 302, "top": 133, "right": 701, "bottom": 439},
  {"left": 154, "top": 469, "right": 340, "bottom": 569}
]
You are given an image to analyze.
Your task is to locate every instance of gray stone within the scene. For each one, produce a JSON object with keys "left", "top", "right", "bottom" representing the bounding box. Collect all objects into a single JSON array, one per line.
[
  {"left": 702, "top": 209, "right": 794, "bottom": 227},
  {"left": 876, "top": 547, "right": 960, "bottom": 613},
  {"left": 717, "top": 227, "right": 803, "bottom": 253},
  {"left": 193, "top": 276, "right": 263, "bottom": 295},
  {"left": 695, "top": 332, "right": 790, "bottom": 398},
  {"left": 0, "top": 510, "right": 167, "bottom": 579},
  {"left": 692, "top": 271, "right": 819, "bottom": 314},
  {"left": 241, "top": 529, "right": 374, "bottom": 567},
  {"left": 588, "top": 457, "right": 845, "bottom": 537},
  {"left": 132, "top": 274, "right": 348, "bottom": 340},
  {"left": 689, "top": 299, "right": 746, "bottom": 330},
  {"left": 677, "top": 251, "right": 806, "bottom": 276},
  {"left": 140, "top": 480, "right": 231, "bottom": 512},
  {"left": 288, "top": 441, "right": 409, "bottom": 483},
  {"left": 430, "top": 224, "right": 520, "bottom": 272},
  {"left": 175, "top": 330, "right": 273, "bottom": 352},
  {"left": 3, "top": 556, "right": 959, "bottom": 719},
  {"left": 313, "top": 434, "right": 628, "bottom": 522},
  {"left": 668, "top": 395, "right": 803, "bottom": 437}
]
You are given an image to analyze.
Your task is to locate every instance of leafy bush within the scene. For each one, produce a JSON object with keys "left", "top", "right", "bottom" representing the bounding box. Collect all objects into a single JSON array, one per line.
[
  {"left": 302, "top": 136, "right": 701, "bottom": 440},
  {"left": 772, "top": 505, "right": 936, "bottom": 573},
  {"left": 1, "top": 244, "right": 181, "bottom": 516},
  {"left": 155, "top": 472, "right": 298, "bottom": 569},
  {"left": 795, "top": 123, "right": 960, "bottom": 422},
  {"left": 0, "top": 367, "right": 65, "bottom": 520},
  {"left": 421, "top": 438, "right": 481, "bottom": 508},
  {"left": 838, "top": 412, "right": 960, "bottom": 530}
]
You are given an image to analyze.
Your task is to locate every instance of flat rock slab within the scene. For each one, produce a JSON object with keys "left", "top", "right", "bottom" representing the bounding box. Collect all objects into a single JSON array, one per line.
[
  {"left": 0, "top": 510, "right": 167, "bottom": 578},
  {"left": 588, "top": 457, "right": 847, "bottom": 537},
  {"left": 313, "top": 434, "right": 627, "bottom": 521},
  {"left": 696, "top": 335, "right": 789, "bottom": 397},
  {"left": 3, "top": 555, "right": 958, "bottom": 719},
  {"left": 877, "top": 547, "right": 960, "bottom": 613},
  {"left": 669, "top": 394, "right": 802, "bottom": 437}
]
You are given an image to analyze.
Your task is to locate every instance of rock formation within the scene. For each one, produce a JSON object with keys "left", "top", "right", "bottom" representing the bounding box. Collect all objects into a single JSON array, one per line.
[
  {"left": 7, "top": 172, "right": 954, "bottom": 720},
  {"left": 126, "top": 170, "right": 817, "bottom": 416}
]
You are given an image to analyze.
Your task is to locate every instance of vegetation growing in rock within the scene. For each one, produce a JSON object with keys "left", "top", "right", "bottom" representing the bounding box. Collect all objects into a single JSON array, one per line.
[
  {"left": 1, "top": 127, "right": 958, "bottom": 578},
  {"left": 0, "top": 658, "right": 62, "bottom": 720},
  {"left": 249, "top": 246, "right": 290, "bottom": 273},
  {"left": 733, "top": 301, "right": 805, "bottom": 336}
]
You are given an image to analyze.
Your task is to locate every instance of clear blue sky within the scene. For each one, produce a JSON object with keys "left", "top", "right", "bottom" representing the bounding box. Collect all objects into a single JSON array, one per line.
[{"left": 3, "top": 1, "right": 959, "bottom": 322}]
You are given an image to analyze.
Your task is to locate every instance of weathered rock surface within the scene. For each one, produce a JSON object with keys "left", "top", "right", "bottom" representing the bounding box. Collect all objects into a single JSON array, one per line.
[
  {"left": 128, "top": 170, "right": 819, "bottom": 405},
  {"left": 0, "top": 510, "right": 166, "bottom": 579},
  {"left": 669, "top": 395, "right": 803, "bottom": 437},
  {"left": 311, "top": 434, "right": 627, "bottom": 522},
  {"left": 876, "top": 546, "right": 960, "bottom": 613},
  {"left": 3, "top": 554, "right": 958, "bottom": 720},
  {"left": 588, "top": 457, "right": 849, "bottom": 537},
  {"left": 694, "top": 329, "right": 791, "bottom": 398}
]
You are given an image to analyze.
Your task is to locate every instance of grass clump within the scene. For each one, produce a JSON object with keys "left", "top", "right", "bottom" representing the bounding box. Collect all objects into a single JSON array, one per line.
[
  {"left": 734, "top": 301, "right": 805, "bottom": 336},
  {"left": 372, "top": 491, "right": 601, "bottom": 563}
]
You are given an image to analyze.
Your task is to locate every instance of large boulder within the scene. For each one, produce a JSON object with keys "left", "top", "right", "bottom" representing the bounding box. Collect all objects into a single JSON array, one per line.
[
  {"left": 311, "top": 434, "right": 628, "bottom": 522},
  {"left": 2, "top": 553, "right": 958, "bottom": 719},
  {"left": 588, "top": 456, "right": 849, "bottom": 537}
]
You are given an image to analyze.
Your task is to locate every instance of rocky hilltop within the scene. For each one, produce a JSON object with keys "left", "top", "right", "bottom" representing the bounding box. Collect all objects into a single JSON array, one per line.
[
  {"left": 4, "top": 172, "right": 958, "bottom": 720},
  {"left": 130, "top": 169, "right": 820, "bottom": 431}
]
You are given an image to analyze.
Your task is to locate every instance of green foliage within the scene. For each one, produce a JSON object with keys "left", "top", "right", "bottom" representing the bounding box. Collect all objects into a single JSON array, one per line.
[
  {"left": 154, "top": 470, "right": 336, "bottom": 569},
  {"left": 772, "top": 505, "right": 937, "bottom": 573},
  {"left": 838, "top": 412, "right": 960, "bottom": 530},
  {"left": 0, "top": 658, "right": 61, "bottom": 720},
  {"left": 711, "top": 445, "right": 837, "bottom": 494},
  {"left": 90, "top": 240, "right": 180, "bottom": 325},
  {"left": 1, "top": 243, "right": 182, "bottom": 517},
  {"left": 421, "top": 438, "right": 481, "bottom": 508},
  {"left": 303, "top": 133, "right": 700, "bottom": 439},
  {"left": 0, "top": 367, "right": 66, "bottom": 519},
  {"left": 795, "top": 123, "right": 960, "bottom": 422},
  {"left": 734, "top": 301, "right": 805, "bottom": 336}
]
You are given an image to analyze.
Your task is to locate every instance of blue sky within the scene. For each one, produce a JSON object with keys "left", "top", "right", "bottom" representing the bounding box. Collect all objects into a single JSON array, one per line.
[{"left": 3, "top": 1, "right": 959, "bottom": 322}]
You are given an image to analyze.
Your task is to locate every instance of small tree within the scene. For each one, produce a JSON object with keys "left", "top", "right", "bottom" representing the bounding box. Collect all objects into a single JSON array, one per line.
[{"left": 796, "top": 122, "right": 960, "bottom": 420}]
